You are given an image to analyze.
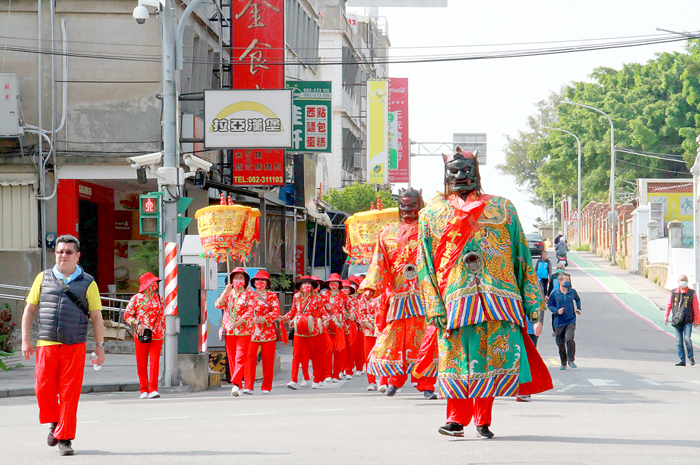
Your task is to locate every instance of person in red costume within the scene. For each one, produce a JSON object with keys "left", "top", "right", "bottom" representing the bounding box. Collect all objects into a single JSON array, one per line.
[
  {"left": 124, "top": 272, "right": 165, "bottom": 399},
  {"left": 215, "top": 268, "right": 252, "bottom": 397},
  {"left": 357, "top": 290, "right": 388, "bottom": 391},
  {"left": 348, "top": 276, "right": 366, "bottom": 377},
  {"left": 284, "top": 276, "right": 327, "bottom": 389},
  {"left": 324, "top": 273, "right": 349, "bottom": 382},
  {"left": 231, "top": 270, "right": 280, "bottom": 394},
  {"left": 359, "top": 188, "right": 438, "bottom": 399},
  {"left": 340, "top": 279, "right": 361, "bottom": 379}
]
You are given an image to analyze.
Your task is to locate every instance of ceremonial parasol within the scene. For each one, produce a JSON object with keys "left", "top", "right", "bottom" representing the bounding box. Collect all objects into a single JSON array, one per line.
[{"left": 343, "top": 198, "right": 399, "bottom": 265}]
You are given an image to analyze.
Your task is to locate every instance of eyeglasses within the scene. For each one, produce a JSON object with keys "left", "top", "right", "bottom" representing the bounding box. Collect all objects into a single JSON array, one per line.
[{"left": 55, "top": 250, "right": 75, "bottom": 256}]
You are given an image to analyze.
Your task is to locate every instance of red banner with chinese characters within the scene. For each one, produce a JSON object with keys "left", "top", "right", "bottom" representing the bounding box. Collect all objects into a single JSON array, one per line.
[
  {"left": 231, "top": 0, "right": 285, "bottom": 185},
  {"left": 231, "top": 0, "right": 284, "bottom": 89},
  {"left": 296, "top": 245, "right": 305, "bottom": 277},
  {"left": 388, "top": 78, "right": 409, "bottom": 183},
  {"left": 231, "top": 149, "right": 284, "bottom": 185}
]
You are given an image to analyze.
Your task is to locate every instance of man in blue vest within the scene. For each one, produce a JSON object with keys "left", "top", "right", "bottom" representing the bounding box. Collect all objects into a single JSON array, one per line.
[{"left": 21, "top": 234, "right": 105, "bottom": 456}]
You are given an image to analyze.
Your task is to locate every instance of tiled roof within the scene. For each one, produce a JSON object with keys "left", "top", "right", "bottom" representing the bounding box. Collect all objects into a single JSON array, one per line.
[{"left": 648, "top": 182, "right": 693, "bottom": 194}]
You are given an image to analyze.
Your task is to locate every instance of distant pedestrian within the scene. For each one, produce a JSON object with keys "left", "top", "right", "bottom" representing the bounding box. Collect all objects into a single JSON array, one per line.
[
  {"left": 548, "top": 273, "right": 581, "bottom": 370},
  {"left": 535, "top": 251, "right": 552, "bottom": 297},
  {"left": 20, "top": 235, "right": 105, "bottom": 456},
  {"left": 547, "top": 262, "right": 566, "bottom": 296},
  {"left": 124, "top": 272, "right": 165, "bottom": 399},
  {"left": 554, "top": 231, "right": 564, "bottom": 245},
  {"left": 664, "top": 274, "right": 699, "bottom": 366}
]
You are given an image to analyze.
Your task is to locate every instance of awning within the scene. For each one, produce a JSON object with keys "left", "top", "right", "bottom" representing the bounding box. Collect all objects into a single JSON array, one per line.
[
  {"left": 306, "top": 208, "right": 333, "bottom": 228},
  {"left": 0, "top": 173, "right": 38, "bottom": 187}
]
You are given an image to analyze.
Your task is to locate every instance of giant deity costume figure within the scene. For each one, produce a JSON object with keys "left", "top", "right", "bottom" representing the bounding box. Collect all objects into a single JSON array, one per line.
[
  {"left": 359, "top": 188, "right": 437, "bottom": 398},
  {"left": 417, "top": 149, "right": 552, "bottom": 438}
]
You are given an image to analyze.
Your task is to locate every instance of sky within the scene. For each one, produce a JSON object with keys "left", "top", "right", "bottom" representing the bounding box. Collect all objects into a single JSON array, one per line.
[{"left": 348, "top": 0, "right": 700, "bottom": 232}]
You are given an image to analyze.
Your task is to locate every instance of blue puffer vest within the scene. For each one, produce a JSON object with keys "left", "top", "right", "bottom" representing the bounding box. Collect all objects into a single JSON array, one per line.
[{"left": 37, "top": 269, "right": 94, "bottom": 345}]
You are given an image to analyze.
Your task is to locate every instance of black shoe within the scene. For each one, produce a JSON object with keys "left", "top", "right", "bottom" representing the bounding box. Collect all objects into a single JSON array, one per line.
[
  {"left": 47, "top": 423, "right": 58, "bottom": 447},
  {"left": 476, "top": 425, "right": 495, "bottom": 439},
  {"left": 690, "top": 359, "right": 696, "bottom": 366},
  {"left": 423, "top": 390, "right": 438, "bottom": 400},
  {"left": 675, "top": 361, "right": 686, "bottom": 366},
  {"left": 438, "top": 422, "right": 464, "bottom": 437},
  {"left": 386, "top": 385, "right": 398, "bottom": 397},
  {"left": 58, "top": 440, "right": 74, "bottom": 456}
]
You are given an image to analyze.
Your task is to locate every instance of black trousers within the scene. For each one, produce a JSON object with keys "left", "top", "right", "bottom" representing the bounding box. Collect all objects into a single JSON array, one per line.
[{"left": 555, "top": 323, "right": 576, "bottom": 365}]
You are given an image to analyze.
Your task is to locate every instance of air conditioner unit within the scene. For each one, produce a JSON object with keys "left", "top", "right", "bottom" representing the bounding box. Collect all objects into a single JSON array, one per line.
[{"left": 353, "top": 153, "right": 363, "bottom": 169}]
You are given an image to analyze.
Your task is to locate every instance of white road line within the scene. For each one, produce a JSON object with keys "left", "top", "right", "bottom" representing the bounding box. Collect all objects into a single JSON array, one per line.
[
  {"left": 230, "top": 412, "right": 274, "bottom": 417},
  {"left": 640, "top": 379, "right": 662, "bottom": 386},
  {"left": 144, "top": 416, "right": 189, "bottom": 421},
  {"left": 587, "top": 379, "right": 620, "bottom": 387}
]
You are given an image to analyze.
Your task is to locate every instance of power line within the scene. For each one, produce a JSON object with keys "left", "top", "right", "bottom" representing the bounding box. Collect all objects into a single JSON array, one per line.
[
  {"left": 616, "top": 158, "right": 690, "bottom": 174},
  {"left": 615, "top": 146, "right": 687, "bottom": 163}
]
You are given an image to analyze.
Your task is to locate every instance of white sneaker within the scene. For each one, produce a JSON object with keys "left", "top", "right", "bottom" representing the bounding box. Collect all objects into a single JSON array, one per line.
[
  {"left": 300, "top": 379, "right": 308, "bottom": 387},
  {"left": 324, "top": 377, "right": 332, "bottom": 383},
  {"left": 367, "top": 383, "right": 377, "bottom": 391},
  {"left": 338, "top": 373, "right": 346, "bottom": 380},
  {"left": 287, "top": 381, "right": 299, "bottom": 390},
  {"left": 378, "top": 384, "right": 387, "bottom": 393},
  {"left": 355, "top": 371, "right": 362, "bottom": 377},
  {"left": 147, "top": 391, "right": 160, "bottom": 398},
  {"left": 312, "top": 382, "right": 322, "bottom": 389},
  {"left": 332, "top": 378, "right": 339, "bottom": 383},
  {"left": 242, "top": 389, "right": 254, "bottom": 395},
  {"left": 231, "top": 385, "right": 240, "bottom": 397},
  {"left": 262, "top": 390, "right": 270, "bottom": 395},
  {"left": 411, "top": 382, "right": 418, "bottom": 387},
  {"left": 139, "top": 392, "right": 148, "bottom": 399}
]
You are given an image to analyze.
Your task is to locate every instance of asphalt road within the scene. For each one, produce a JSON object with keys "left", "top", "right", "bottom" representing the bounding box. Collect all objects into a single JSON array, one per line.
[{"left": 1, "top": 254, "right": 698, "bottom": 465}]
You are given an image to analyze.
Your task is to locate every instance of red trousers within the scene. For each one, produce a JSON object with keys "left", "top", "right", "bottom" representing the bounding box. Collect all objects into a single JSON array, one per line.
[
  {"left": 446, "top": 397, "right": 495, "bottom": 427},
  {"left": 344, "top": 333, "right": 356, "bottom": 374},
  {"left": 245, "top": 340, "right": 276, "bottom": 391},
  {"left": 353, "top": 331, "right": 365, "bottom": 372},
  {"left": 35, "top": 343, "right": 86, "bottom": 441},
  {"left": 325, "top": 333, "right": 346, "bottom": 379},
  {"left": 292, "top": 335, "right": 326, "bottom": 383},
  {"left": 134, "top": 338, "right": 163, "bottom": 393},
  {"left": 224, "top": 334, "right": 251, "bottom": 388},
  {"left": 363, "top": 335, "right": 378, "bottom": 384}
]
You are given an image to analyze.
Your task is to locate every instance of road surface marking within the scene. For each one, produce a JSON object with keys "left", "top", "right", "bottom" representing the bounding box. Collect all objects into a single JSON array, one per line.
[
  {"left": 640, "top": 379, "right": 662, "bottom": 386},
  {"left": 587, "top": 379, "right": 620, "bottom": 387},
  {"left": 231, "top": 412, "right": 273, "bottom": 417},
  {"left": 144, "top": 416, "right": 189, "bottom": 421},
  {"left": 548, "top": 357, "right": 560, "bottom": 366},
  {"left": 309, "top": 408, "right": 346, "bottom": 412}
]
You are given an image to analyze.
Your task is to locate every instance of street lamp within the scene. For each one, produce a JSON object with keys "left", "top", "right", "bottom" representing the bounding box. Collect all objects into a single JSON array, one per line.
[
  {"left": 132, "top": 0, "right": 203, "bottom": 387},
  {"left": 544, "top": 126, "right": 582, "bottom": 248},
  {"left": 561, "top": 100, "right": 616, "bottom": 263},
  {"left": 692, "top": 134, "right": 700, "bottom": 293}
]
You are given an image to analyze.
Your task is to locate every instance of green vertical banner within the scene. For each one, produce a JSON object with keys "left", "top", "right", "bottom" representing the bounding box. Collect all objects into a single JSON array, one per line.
[{"left": 286, "top": 81, "right": 332, "bottom": 153}]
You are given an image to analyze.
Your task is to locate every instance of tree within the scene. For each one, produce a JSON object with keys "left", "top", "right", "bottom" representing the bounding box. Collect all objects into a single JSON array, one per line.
[
  {"left": 499, "top": 42, "right": 700, "bottom": 208},
  {"left": 321, "top": 183, "right": 397, "bottom": 214}
]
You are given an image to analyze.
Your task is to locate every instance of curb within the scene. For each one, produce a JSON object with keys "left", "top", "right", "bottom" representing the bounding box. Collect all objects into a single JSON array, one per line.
[{"left": 0, "top": 382, "right": 141, "bottom": 399}]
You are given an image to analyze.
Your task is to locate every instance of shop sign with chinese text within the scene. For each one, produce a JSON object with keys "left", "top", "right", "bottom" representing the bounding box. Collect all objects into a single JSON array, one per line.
[
  {"left": 203, "top": 89, "right": 293, "bottom": 149},
  {"left": 231, "top": 0, "right": 284, "bottom": 89},
  {"left": 388, "top": 78, "right": 409, "bottom": 183},
  {"left": 367, "top": 80, "right": 389, "bottom": 184},
  {"left": 230, "top": 149, "right": 285, "bottom": 186},
  {"left": 287, "top": 81, "right": 332, "bottom": 153}
]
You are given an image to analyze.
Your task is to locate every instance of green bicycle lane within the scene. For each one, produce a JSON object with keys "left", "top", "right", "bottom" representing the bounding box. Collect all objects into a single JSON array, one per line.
[{"left": 566, "top": 251, "right": 677, "bottom": 341}]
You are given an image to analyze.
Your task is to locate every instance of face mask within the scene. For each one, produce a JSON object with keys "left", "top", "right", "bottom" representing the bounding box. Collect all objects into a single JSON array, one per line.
[
  {"left": 680, "top": 281, "right": 688, "bottom": 289},
  {"left": 150, "top": 283, "right": 159, "bottom": 292},
  {"left": 329, "top": 282, "right": 339, "bottom": 290},
  {"left": 557, "top": 269, "right": 564, "bottom": 274},
  {"left": 341, "top": 288, "right": 350, "bottom": 295},
  {"left": 301, "top": 283, "right": 312, "bottom": 293},
  {"left": 232, "top": 280, "right": 245, "bottom": 289},
  {"left": 254, "top": 281, "right": 267, "bottom": 290},
  {"left": 563, "top": 282, "right": 571, "bottom": 288}
]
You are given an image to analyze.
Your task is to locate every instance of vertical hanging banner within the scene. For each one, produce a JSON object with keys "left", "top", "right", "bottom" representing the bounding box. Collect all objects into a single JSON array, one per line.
[
  {"left": 388, "top": 78, "right": 409, "bottom": 183},
  {"left": 231, "top": 0, "right": 285, "bottom": 185},
  {"left": 367, "top": 80, "right": 389, "bottom": 184},
  {"left": 286, "top": 81, "right": 332, "bottom": 153}
]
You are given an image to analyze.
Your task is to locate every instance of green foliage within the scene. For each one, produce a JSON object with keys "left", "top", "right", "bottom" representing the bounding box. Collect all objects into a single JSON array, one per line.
[
  {"left": 576, "top": 244, "right": 590, "bottom": 252},
  {"left": 130, "top": 240, "right": 160, "bottom": 276},
  {"left": 0, "top": 335, "right": 11, "bottom": 371},
  {"left": 270, "top": 273, "right": 293, "bottom": 291},
  {"left": 499, "top": 43, "right": 700, "bottom": 207},
  {"left": 321, "top": 183, "right": 397, "bottom": 215}
]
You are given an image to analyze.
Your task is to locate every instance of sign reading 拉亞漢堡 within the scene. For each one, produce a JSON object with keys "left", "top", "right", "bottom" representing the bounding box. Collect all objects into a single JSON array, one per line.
[
  {"left": 287, "top": 81, "right": 332, "bottom": 153},
  {"left": 203, "top": 89, "right": 293, "bottom": 149}
]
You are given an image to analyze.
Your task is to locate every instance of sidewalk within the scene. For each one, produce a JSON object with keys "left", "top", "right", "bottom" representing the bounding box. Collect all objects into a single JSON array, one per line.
[{"left": 0, "top": 339, "right": 296, "bottom": 398}]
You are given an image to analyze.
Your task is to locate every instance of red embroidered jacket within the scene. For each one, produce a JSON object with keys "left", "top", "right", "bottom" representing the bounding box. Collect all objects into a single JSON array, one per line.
[
  {"left": 236, "top": 290, "right": 281, "bottom": 342},
  {"left": 325, "top": 291, "right": 349, "bottom": 334},
  {"left": 124, "top": 293, "right": 165, "bottom": 340},
  {"left": 283, "top": 292, "right": 326, "bottom": 337},
  {"left": 216, "top": 289, "right": 253, "bottom": 336},
  {"left": 357, "top": 295, "right": 381, "bottom": 336}
]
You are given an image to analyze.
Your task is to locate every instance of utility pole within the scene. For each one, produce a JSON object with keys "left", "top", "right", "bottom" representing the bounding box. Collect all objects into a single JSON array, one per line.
[{"left": 692, "top": 134, "right": 700, "bottom": 294}]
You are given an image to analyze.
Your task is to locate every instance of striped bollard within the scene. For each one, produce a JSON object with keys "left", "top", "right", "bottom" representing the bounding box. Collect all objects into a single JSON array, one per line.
[{"left": 164, "top": 242, "right": 178, "bottom": 316}]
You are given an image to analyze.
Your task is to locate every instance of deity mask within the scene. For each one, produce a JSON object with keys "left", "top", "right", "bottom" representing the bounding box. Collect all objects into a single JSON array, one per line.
[
  {"left": 329, "top": 282, "right": 339, "bottom": 291},
  {"left": 443, "top": 149, "right": 480, "bottom": 198},
  {"left": 398, "top": 188, "right": 424, "bottom": 224},
  {"left": 254, "top": 281, "right": 267, "bottom": 291},
  {"left": 301, "top": 283, "right": 312, "bottom": 293},
  {"left": 232, "top": 276, "right": 245, "bottom": 289}
]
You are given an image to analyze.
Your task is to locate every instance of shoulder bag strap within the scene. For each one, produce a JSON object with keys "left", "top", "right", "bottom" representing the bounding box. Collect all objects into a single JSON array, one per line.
[{"left": 58, "top": 279, "right": 90, "bottom": 317}]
